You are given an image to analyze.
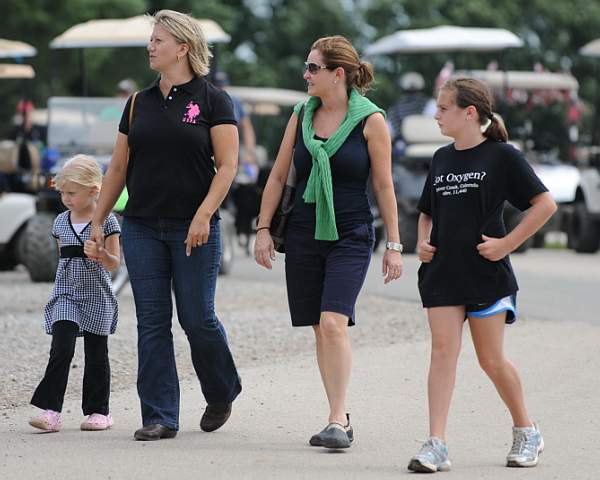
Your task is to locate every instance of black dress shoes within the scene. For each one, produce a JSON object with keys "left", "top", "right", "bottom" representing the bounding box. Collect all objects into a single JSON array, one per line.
[
  {"left": 200, "top": 403, "right": 232, "bottom": 432},
  {"left": 134, "top": 424, "right": 178, "bottom": 441}
]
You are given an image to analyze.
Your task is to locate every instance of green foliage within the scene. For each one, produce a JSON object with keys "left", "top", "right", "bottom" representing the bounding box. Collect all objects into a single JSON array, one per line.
[{"left": 2, "top": 0, "right": 600, "bottom": 149}]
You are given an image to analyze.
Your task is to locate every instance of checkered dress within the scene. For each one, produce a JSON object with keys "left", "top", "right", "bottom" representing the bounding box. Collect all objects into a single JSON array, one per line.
[{"left": 43, "top": 211, "right": 120, "bottom": 336}]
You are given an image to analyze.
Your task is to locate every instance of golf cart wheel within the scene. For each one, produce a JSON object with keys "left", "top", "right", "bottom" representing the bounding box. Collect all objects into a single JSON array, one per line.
[
  {"left": 569, "top": 201, "right": 600, "bottom": 253},
  {"left": 531, "top": 232, "right": 546, "bottom": 248},
  {"left": 398, "top": 208, "right": 418, "bottom": 254},
  {"left": 23, "top": 212, "right": 59, "bottom": 282}
]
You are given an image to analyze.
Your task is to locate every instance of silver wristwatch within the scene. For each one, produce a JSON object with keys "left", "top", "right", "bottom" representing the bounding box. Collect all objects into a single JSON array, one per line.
[{"left": 385, "top": 241, "right": 403, "bottom": 253}]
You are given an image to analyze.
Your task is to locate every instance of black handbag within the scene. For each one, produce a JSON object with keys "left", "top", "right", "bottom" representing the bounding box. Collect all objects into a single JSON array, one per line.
[{"left": 270, "top": 107, "right": 304, "bottom": 253}]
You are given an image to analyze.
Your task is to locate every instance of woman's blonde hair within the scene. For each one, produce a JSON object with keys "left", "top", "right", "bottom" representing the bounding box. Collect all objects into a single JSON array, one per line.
[
  {"left": 53, "top": 155, "right": 103, "bottom": 190},
  {"left": 151, "top": 9, "right": 212, "bottom": 77},
  {"left": 311, "top": 36, "right": 375, "bottom": 94}
]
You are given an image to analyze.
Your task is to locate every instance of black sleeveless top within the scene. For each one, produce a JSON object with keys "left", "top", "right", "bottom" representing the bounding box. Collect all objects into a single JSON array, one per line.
[{"left": 289, "top": 122, "right": 373, "bottom": 235}]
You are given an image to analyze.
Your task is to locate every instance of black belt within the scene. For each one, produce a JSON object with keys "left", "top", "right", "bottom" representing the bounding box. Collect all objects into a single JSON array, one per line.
[{"left": 60, "top": 245, "right": 86, "bottom": 258}]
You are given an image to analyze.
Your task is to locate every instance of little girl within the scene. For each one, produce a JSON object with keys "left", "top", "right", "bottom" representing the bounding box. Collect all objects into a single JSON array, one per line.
[
  {"left": 408, "top": 78, "right": 556, "bottom": 472},
  {"left": 29, "top": 154, "right": 121, "bottom": 432}
]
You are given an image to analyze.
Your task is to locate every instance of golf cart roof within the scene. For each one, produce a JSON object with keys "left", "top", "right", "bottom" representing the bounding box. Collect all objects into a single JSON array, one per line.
[
  {"left": 0, "top": 39, "right": 37, "bottom": 58},
  {"left": 580, "top": 38, "right": 600, "bottom": 57},
  {"left": 455, "top": 70, "right": 579, "bottom": 90},
  {"left": 50, "top": 15, "right": 230, "bottom": 49},
  {"left": 364, "top": 26, "right": 523, "bottom": 56},
  {"left": 0, "top": 63, "right": 35, "bottom": 79},
  {"left": 225, "top": 86, "right": 308, "bottom": 114}
]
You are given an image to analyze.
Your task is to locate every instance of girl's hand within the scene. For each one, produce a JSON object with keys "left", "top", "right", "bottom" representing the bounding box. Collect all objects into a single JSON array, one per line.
[
  {"left": 382, "top": 250, "right": 403, "bottom": 284},
  {"left": 89, "top": 224, "right": 105, "bottom": 258},
  {"left": 477, "top": 234, "right": 510, "bottom": 261},
  {"left": 185, "top": 214, "right": 210, "bottom": 256},
  {"left": 418, "top": 239, "right": 437, "bottom": 263},
  {"left": 84, "top": 239, "right": 101, "bottom": 261},
  {"left": 254, "top": 229, "right": 275, "bottom": 269},
  {"left": 83, "top": 240, "right": 106, "bottom": 265}
]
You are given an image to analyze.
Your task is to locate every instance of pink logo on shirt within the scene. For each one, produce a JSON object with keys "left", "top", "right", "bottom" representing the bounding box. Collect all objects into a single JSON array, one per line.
[{"left": 182, "top": 101, "right": 201, "bottom": 124}]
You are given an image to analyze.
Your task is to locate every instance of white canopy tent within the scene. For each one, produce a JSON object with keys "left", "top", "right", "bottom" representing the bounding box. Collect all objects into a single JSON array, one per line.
[
  {"left": 364, "top": 26, "right": 523, "bottom": 56},
  {"left": 0, "top": 39, "right": 37, "bottom": 59},
  {"left": 579, "top": 39, "right": 600, "bottom": 58},
  {"left": 0, "top": 63, "right": 35, "bottom": 79},
  {"left": 225, "top": 86, "right": 308, "bottom": 115},
  {"left": 454, "top": 70, "right": 579, "bottom": 91},
  {"left": 50, "top": 15, "right": 230, "bottom": 49}
]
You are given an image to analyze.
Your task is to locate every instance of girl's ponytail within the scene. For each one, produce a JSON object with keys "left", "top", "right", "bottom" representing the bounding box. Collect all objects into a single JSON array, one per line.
[{"left": 484, "top": 114, "right": 508, "bottom": 143}]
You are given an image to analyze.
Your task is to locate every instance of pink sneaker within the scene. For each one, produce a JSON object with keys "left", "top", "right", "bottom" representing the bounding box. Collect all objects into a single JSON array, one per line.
[
  {"left": 80, "top": 413, "right": 114, "bottom": 431},
  {"left": 29, "top": 410, "right": 62, "bottom": 432}
]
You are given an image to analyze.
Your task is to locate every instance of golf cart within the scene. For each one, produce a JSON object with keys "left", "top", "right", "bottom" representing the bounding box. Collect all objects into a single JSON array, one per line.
[
  {"left": 456, "top": 69, "right": 586, "bottom": 250},
  {"left": 365, "top": 26, "right": 525, "bottom": 253},
  {"left": 0, "top": 40, "right": 38, "bottom": 271},
  {"left": 569, "top": 38, "right": 600, "bottom": 253},
  {"left": 22, "top": 15, "right": 238, "bottom": 283}
]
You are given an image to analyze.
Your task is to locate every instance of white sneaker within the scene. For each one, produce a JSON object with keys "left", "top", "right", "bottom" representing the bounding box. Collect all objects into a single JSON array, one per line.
[
  {"left": 506, "top": 422, "right": 544, "bottom": 467},
  {"left": 408, "top": 437, "right": 451, "bottom": 473}
]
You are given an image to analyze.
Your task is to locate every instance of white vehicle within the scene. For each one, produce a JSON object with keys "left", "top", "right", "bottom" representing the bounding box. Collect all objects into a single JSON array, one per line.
[
  {"left": 0, "top": 40, "right": 38, "bottom": 271},
  {"left": 461, "top": 69, "right": 599, "bottom": 252}
]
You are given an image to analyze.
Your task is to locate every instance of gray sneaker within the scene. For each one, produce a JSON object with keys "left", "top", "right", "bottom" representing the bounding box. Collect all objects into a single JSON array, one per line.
[
  {"left": 506, "top": 422, "right": 544, "bottom": 467},
  {"left": 309, "top": 414, "right": 353, "bottom": 449},
  {"left": 408, "top": 437, "right": 451, "bottom": 473}
]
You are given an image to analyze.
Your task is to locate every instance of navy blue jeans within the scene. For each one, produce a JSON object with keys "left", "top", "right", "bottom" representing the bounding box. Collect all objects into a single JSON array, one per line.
[{"left": 122, "top": 217, "right": 242, "bottom": 430}]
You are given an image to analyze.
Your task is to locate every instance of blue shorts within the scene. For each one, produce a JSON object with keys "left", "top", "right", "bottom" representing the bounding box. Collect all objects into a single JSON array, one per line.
[
  {"left": 466, "top": 295, "right": 517, "bottom": 324},
  {"left": 284, "top": 223, "right": 374, "bottom": 327}
]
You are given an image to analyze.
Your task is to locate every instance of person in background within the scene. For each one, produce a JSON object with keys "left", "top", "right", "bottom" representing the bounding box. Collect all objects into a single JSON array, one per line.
[
  {"left": 8, "top": 99, "right": 45, "bottom": 192},
  {"left": 116, "top": 78, "right": 138, "bottom": 98},
  {"left": 387, "top": 72, "right": 429, "bottom": 157},
  {"left": 214, "top": 70, "right": 260, "bottom": 254}
]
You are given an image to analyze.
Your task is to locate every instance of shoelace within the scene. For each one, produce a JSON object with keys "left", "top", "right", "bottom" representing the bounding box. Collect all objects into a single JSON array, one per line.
[{"left": 510, "top": 431, "right": 533, "bottom": 455}]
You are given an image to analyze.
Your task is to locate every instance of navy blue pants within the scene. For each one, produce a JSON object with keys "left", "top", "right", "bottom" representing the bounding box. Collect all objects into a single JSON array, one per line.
[
  {"left": 122, "top": 217, "right": 242, "bottom": 430},
  {"left": 285, "top": 223, "right": 374, "bottom": 327}
]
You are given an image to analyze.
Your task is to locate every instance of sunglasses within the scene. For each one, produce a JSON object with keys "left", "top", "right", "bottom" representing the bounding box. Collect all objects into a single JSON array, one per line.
[{"left": 304, "top": 62, "right": 329, "bottom": 75}]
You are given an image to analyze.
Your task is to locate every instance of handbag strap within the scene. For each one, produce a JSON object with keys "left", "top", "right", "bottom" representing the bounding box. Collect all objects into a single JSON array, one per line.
[
  {"left": 128, "top": 91, "right": 138, "bottom": 129},
  {"left": 284, "top": 106, "right": 304, "bottom": 185}
]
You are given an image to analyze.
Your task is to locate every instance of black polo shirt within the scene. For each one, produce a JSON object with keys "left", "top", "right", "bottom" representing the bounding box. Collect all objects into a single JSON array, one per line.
[{"left": 118, "top": 75, "right": 237, "bottom": 219}]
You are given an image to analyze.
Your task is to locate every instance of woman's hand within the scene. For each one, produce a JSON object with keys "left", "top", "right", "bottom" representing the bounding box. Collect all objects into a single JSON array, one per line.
[
  {"left": 185, "top": 213, "right": 211, "bottom": 256},
  {"left": 477, "top": 234, "right": 510, "bottom": 261},
  {"left": 254, "top": 229, "right": 275, "bottom": 269},
  {"left": 382, "top": 249, "right": 403, "bottom": 284},
  {"left": 418, "top": 239, "right": 437, "bottom": 263}
]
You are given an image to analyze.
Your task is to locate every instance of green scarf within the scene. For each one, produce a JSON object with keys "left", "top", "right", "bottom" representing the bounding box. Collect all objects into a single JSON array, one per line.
[{"left": 293, "top": 89, "right": 385, "bottom": 241}]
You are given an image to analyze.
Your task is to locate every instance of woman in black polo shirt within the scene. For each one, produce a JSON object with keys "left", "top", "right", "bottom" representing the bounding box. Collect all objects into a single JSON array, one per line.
[{"left": 90, "top": 9, "right": 241, "bottom": 441}]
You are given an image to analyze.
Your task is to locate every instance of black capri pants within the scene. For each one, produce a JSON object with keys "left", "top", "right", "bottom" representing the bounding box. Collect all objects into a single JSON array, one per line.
[
  {"left": 31, "top": 320, "right": 110, "bottom": 415},
  {"left": 284, "top": 223, "right": 374, "bottom": 327}
]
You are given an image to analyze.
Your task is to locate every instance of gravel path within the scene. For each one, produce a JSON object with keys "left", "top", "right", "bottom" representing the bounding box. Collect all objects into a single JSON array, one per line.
[{"left": 1, "top": 267, "right": 427, "bottom": 410}]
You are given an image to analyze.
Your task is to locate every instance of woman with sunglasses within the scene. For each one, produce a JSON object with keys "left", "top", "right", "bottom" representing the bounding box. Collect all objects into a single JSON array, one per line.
[{"left": 255, "top": 36, "right": 402, "bottom": 449}]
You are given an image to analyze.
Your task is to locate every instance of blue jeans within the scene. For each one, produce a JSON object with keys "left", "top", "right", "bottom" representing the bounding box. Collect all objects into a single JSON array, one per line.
[{"left": 122, "top": 217, "right": 242, "bottom": 430}]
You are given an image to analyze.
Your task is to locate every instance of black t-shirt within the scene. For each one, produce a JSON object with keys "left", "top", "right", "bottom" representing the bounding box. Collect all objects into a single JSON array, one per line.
[
  {"left": 118, "top": 76, "right": 237, "bottom": 219},
  {"left": 289, "top": 122, "right": 373, "bottom": 234},
  {"left": 417, "top": 139, "right": 548, "bottom": 307}
]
